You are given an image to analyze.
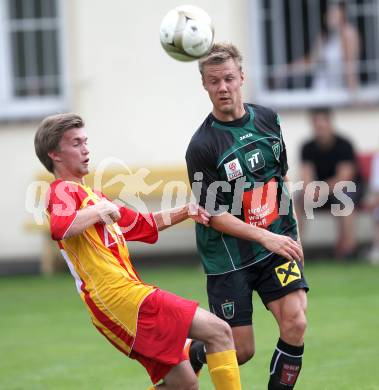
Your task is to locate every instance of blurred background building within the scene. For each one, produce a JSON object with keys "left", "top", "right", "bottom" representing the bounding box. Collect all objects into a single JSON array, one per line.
[{"left": 0, "top": 0, "right": 378, "bottom": 273}]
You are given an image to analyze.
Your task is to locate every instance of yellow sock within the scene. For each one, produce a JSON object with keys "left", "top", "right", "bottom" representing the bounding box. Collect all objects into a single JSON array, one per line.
[
  {"left": 146, "top": 387, "right": 155, "bottom": 390},
  {"left": 207, "top": 350, "right": 241, "bottom": 390}
]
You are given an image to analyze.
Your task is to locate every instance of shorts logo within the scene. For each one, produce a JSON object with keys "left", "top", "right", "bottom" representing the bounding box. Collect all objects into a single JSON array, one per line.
[
  {"left": 221, "top": 301, "right": 235, "bottom": 319},
  {"left": 275, "top": 260, "right": 301, "bottom": 287},
  {"left": 224, "top": 158, "right": 243, "bottom": 181},
  {"left": 245, "top": 149, "right": 265, "bottom": 172},
  {"left": 272, "top": 142, "right": 281, "bottom": 162}
]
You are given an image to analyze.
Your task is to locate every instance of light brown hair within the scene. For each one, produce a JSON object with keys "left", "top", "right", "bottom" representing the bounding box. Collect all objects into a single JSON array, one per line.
[
  {"left": 34, "top": 113, "right": 84, "bottom": 173},
  {"left": 198, "top": 42, "right": 243, "bottom": 75}
]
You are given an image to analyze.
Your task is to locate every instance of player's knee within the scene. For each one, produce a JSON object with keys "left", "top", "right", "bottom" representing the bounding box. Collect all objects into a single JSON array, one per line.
[
  {"left": 218, "top": 318, "right": 234, "bottom": 341},
  {"left": 171, "top": 382, "right": 198, "bottom": 390},
  {"left": 180, "top": 378, "right": 198, "bottom": 390},
  {"left": 282, "top": 313, "right": 307, "bottom": 340},
  {"left": 169, "top": 374, "right": 198, "bottom": 390},
  {"left": 292, "top": 314, "right": 307, "bottom": 337},
  {"left": 236, "top": 345, "right": 255, "bottom": 365},
  {"left": 209, "top": 317, "right": 234, "bottom": 347}
]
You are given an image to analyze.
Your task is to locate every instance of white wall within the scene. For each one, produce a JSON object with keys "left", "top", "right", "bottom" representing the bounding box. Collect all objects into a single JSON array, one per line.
[
  {"left": 0, "top": 123, "right": 44, "bottom": 258},
  {"left": 0, "top": 0, "right": 378, "bottom": 260}
]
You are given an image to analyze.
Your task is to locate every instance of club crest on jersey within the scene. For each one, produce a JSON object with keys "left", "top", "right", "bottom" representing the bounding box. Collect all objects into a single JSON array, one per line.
[
  {"left": 221, "top": 301, "right": 235, "bottom": 319},
  {"left": 245, "top": 149, "right": 265, "bottom": 172},
  {"left": 272, "top": 142, "right": 281, "bottom": 162},
  {"left": 224, "top": 158, "right": 243, "bottom": 181}
]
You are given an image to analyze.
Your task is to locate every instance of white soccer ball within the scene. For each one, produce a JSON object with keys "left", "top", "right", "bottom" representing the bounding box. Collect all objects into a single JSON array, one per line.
[{"left": 160, "top": 5, "right": 214, "bottom": 62}]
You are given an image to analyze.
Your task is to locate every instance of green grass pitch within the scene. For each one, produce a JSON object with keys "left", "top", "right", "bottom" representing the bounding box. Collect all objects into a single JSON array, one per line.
[{"left": 1, "top": 261, "right": 379, "bottom": 389}]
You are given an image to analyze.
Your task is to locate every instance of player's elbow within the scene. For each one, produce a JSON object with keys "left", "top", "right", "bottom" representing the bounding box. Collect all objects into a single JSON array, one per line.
[
  {"left": 51, "top": 226, "right": 76, "bottom": 241},
  {"left": 51, "top": 229, "right": 65, "bottom": 241}
]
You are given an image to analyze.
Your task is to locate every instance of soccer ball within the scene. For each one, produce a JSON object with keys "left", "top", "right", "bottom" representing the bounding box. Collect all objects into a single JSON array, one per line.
[{"left": 160, "top": 5, "right": 214, "bottom": 62}]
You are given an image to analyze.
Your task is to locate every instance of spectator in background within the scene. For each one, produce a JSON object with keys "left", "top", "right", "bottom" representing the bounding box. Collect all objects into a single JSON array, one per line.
[
  {"left": 311, "top": 1, "right": 360, "bottom": 91},
  {"left": 367, "top": 151, "right": 379, "bottom": 264},
  {"left": 297, "top": 107, "right": 363, "bottom": 259},
  {"left": 280, "top": 1, "right": 360, "bottom": 93}
]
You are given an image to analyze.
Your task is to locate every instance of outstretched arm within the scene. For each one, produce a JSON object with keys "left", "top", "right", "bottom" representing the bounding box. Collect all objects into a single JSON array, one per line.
[{"left": 153, "top": 204, "right": 210, "bottom": 231}]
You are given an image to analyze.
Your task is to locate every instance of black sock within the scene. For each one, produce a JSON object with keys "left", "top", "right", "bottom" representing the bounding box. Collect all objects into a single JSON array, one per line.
[
  {"left": 189, "top": 340, "right": 206, "bottom": 373},
  {"left": 268, "top": 338, "right": 304, "bottom": 389}
]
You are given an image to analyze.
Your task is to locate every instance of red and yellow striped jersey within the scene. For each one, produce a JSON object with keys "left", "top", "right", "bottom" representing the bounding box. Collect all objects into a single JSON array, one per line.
[{"left": 47, "top": 179, "right": 158, "bottom": 354}]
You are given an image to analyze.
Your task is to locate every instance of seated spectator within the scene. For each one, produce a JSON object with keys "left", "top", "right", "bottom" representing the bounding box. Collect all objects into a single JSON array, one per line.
[
  {"left": 296, "top": 107, "right": 363, "bottom": 259},
  {"left": 367, "top": 151, "right": 379, "bottom": 264}
]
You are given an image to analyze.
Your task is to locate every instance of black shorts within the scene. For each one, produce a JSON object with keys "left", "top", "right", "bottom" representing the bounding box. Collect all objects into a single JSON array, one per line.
[{"left": 207, "top": 254, "right": 309, "bottom": 327}]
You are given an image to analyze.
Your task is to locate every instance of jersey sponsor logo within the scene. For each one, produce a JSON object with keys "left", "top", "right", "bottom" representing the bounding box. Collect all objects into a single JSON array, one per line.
[
  {"left": 242, "top": 178, "right": 279, "bottom": 228},
  {"left": 275, "top": 260, "right": 301, "bottom": 287},
  {"left": 272, "top": 142, "right": 281, "bottom": 162},
  {"left": 224, "top": 158, "right": 243, "bottom": 181},
  {"left": 245, "top": 149, "right": 265, "bottom": 172},
  {"left": 221, "top": 301, "right": 235, "bottom": 319},
  {"left": 239, "top": 132, "right": 253, "bottom": 141}
]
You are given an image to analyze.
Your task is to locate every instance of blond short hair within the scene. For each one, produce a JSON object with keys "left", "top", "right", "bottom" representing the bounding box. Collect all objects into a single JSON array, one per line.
[{"left": 198, "top": 42, "right": 243, "bottom": 74}]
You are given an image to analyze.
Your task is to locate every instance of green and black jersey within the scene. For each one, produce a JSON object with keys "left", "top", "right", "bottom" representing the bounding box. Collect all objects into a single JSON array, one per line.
[{"left": 185, "top": 103, "right": 298, "bottom": 275}]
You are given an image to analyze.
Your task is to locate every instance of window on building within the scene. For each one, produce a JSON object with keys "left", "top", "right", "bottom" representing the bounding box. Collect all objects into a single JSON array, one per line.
[
  {"left": 251, "top": 0, "right": 379, "bottom": 108},
  {"left": 0, "top": 0, "right": 67, "bottom": 120}
]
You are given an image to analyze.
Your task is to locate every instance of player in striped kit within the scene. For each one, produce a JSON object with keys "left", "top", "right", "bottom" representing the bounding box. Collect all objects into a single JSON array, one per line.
[{"left": 34, "top": 113, "right": 241, "bottom": 390}]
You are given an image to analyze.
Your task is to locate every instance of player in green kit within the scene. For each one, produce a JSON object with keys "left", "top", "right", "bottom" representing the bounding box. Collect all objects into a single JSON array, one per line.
[{"left": 185, "top": 43, "right": 309, "bottom": 389}]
